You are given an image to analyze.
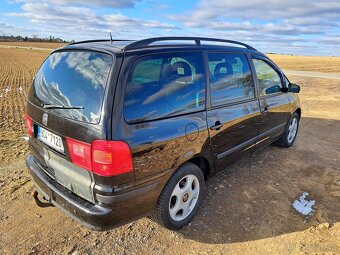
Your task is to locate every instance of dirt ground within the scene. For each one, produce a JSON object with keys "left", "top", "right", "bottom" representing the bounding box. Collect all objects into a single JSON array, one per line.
[
  {"left": 0, "top": 42, "right": 67, "bottom": 49},
  {"left": 268, "top": 54, "right": 340, "bottom": 73},
  {"left": 0, "top": 46, "right": 339, "bottom": 254}
]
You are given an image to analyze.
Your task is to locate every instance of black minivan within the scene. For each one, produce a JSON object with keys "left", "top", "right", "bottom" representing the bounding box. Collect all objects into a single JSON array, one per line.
[{"left": 25, "top": 37, "right": 301, "bottom": 230}]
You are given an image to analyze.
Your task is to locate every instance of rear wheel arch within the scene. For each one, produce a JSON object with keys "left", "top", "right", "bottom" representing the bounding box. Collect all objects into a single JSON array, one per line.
[
  {"left": 158, "top": 156, "right": 210, "bottom": 196},
  {"left": 156, "top": 161, "right": 205, "bottom": 229},
  {"left": 188, "top": 156, "right": 211, "bottom": 181}
]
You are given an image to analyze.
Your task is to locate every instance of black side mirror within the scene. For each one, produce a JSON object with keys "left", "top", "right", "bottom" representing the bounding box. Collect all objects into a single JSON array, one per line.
[
  {"left": 265, "top": 84, "right": 282, "bottom": 94},
  {"left": 288, "top": 83, "right": 300, "bottom": 93}
]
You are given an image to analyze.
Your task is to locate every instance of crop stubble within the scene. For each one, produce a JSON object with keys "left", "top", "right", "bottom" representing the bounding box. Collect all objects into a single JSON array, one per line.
[{"left": 0, "top": 48, "right": 49, "bottom": 162}]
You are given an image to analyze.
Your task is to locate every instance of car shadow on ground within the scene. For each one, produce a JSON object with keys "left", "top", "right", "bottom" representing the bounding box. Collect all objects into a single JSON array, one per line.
[{"left": 178, "top": 117, "right": 340, "bottom": 244}]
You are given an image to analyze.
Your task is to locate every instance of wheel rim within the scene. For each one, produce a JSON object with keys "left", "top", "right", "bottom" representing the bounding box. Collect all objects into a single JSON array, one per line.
[
  {"left": 169, "top": 174, "right": 200, "bottom": 222},
  {"left": 287, "top": 117, "right": 298, "bottom": 143}
]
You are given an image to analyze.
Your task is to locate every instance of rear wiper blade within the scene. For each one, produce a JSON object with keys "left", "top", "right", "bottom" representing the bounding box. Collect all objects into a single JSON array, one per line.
[{"left": 42, "top": 104, "right": 84, "bottom": 110}]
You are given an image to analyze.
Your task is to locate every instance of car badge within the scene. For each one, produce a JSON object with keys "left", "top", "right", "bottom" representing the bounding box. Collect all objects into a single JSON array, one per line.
[{"left": 42, "top": 113, "right": 48, "bottom": 126}]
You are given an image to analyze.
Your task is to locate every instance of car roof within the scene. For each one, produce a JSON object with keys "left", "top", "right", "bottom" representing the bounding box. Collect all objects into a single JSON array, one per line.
[
  {"left": 60, "top": 37, "right": 264, "bottom": 56},
  {"left": 61, "top": 40, "right": 131, "bottom": 54}
]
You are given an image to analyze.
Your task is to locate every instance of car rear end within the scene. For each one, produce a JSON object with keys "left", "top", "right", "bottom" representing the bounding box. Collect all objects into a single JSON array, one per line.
[{"left": 25, "top": 46, "right": 143, "bottom": 229}]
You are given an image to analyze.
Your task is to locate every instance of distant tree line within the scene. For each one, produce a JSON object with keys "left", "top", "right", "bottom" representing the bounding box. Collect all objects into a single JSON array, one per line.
[
  {"left": 0, "top": 34, "right": 74, "bottom": 43},
  {"left": 266, "top": 52, "right": 294, "bottom": 56}
]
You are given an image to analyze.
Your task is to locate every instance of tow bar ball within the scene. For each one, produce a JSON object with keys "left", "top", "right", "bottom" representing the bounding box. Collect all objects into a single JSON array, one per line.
[{"left": 31, "top": 190, "right": 53, "bottom": 208}]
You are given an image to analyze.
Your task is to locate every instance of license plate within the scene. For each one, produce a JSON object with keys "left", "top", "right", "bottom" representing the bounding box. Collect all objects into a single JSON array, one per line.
[{"left": 37, "top": 126, "right": 64, "bottom": 153}]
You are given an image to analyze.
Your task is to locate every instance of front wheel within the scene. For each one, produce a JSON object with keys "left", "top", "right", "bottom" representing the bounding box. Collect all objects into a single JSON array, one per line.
[
  {"left": 275, "top": 112, "right": 300, "bottom": 148},
  {"left": 156, "top": 162, "right": 205, "bottom": 230}
]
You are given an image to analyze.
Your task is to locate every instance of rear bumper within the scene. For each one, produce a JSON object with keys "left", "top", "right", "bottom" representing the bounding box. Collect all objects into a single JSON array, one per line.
[{"left": 26, "top": 155, "right": 167, "bottom": 230}]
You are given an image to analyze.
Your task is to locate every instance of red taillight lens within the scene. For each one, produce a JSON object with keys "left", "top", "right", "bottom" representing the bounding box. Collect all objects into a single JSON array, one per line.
[
  {"left": 25, "top": 113, "right": 33, "bottom": 137},
  {"left": 92, "top": 140, "right": 133, "bottom": 177},
  {"left": 66, "top": 138, "right": 92, "bottom": 171},
  {"left": 66, "top": 138, "right": 133, "bottom": 177}
]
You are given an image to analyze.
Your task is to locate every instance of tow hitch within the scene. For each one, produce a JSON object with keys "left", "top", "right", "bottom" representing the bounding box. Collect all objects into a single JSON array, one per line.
[{"left": 31, "top": 190, "right": 54, "bottom": 208}]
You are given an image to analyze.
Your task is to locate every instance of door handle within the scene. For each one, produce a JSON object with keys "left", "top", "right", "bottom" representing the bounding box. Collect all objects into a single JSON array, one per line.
[
  {"left": 261, "top": 106, "right": 269, "bottom": 114},
  {"left": 210, "top": 121, "right": 223, "bottom": 131}
]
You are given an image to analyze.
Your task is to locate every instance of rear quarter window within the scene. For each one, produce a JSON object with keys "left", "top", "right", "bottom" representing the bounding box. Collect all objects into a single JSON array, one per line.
[
  {"left": 33, "top": 51, "right": 113, "bottom": 124},
  {"left": 124, "top": 52, "right": 205, "bottom": 123}
]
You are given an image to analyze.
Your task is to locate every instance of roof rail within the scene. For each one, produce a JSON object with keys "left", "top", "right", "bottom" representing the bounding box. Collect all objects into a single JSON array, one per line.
[
  {"left": 124, "top": 37, "right": 257, "bottom": 51},
  {"left": 68, "top": 39, "right": 133, "bottom": 46}
]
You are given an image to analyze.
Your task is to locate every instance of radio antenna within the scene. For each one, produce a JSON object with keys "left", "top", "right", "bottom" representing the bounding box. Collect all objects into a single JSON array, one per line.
[{"left": 109, "top": 32, "right": 113, "bottom": 43}]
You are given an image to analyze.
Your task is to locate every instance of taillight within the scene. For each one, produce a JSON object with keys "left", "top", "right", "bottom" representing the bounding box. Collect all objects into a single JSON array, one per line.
[
  {"left": 92, "top": 140, "right": 133, "bottom": 177},
  {"left": 66, "top": 138, "right": 92, "bottom": 171},
  {"left": 66, "top": 138, "right": 133, "bottom": 177},
  {"left": 25, "top": 113, "right": 33, "bottom": 137}
]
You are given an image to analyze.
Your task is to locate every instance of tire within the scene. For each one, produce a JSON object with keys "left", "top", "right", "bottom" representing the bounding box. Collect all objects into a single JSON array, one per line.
[
  {"left": 156, "top": 162, "right": 205, "bottom": 230},
  {"left": 275, "top": 112, "right": 300, "bottom": 148}
]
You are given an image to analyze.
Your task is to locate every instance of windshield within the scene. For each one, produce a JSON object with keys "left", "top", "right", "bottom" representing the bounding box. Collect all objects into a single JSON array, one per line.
[{"left": 33, "top": 51, "right": 113, "bottom": 124}]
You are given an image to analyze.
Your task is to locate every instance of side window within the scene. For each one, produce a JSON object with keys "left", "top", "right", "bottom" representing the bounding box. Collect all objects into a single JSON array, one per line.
[
  {"left": 131, "top": 58, "right": 162, "bottom": 84},
  {"left": 252, "top": 58, "right": 283, "bottom": 96},
  {"left": 208, "top": 53, "right": 254, "bottom": 106},
  {"left": 124, "top": 52, "right": 205, "bottom": 123}
]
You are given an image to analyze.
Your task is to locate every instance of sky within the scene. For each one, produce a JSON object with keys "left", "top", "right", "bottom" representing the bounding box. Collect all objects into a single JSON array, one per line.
[{"left": 0, "top": 0, "right": 339, "bottom": 56}]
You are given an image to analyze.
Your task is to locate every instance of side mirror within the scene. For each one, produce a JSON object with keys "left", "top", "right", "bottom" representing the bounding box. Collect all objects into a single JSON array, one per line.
[
  {"left": 265, "top": 84, "right": 282, "bottom": 94},
  {"left": 288, "top": 83, "right": 300, "bottom": 93}
]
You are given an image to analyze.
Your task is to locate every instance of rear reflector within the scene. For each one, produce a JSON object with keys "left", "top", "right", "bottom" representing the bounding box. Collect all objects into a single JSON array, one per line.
[
  {"left": 25, "top": 113, "right": 33, "bottom": 137},
  {"left": 92, "top": 140, "right": 133, "bottom": 177},
  {"left": 66, "top": 138, "right": 92, "bottom": 171},
  {"left": 66, "top": 138, "right": 133, "bottom": 177}
]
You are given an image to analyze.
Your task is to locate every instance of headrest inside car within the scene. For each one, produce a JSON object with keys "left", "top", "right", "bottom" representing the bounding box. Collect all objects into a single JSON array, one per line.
[
  {"left": 214, "top": 62, "right": 233, "bottom": 80},
  {"left": 170, "top": 61, "right": 192, "bottom": 83}
]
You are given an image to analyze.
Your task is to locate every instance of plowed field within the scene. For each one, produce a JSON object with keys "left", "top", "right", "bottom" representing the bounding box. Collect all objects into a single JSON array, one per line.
[{"left": 0, "top": 48, "right": 49, "bottom": 163}]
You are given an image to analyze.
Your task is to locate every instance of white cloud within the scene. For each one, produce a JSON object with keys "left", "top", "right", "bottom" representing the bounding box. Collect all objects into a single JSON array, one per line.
[
  {"left": 169, "top": 0, "right": 340, "bottom": 36},
  {"left": 167, "top": 0, "right": 340, "bottom": 55},
  {"left": 5, "top": 3, "right": 178, "bottom": 40},
  {"left": 0, "top": 21, "right": 26, "bottom": 33},
  {"left": 104, "top": 14, "right": 176, "bottom": 29},
  {"left": 170, "top": 0, "right": 340, "bottom": 22},
  {"left": 12, "top": 0, "right": 141, "bottom": 8},
  {"left": 2, "top": 0, "right": 340, "bottom": 55}
]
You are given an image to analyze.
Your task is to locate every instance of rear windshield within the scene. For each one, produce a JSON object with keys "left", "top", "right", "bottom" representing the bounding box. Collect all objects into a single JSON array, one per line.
[{"left": 33, "top": 51, "right": 113, "bottom": 124}]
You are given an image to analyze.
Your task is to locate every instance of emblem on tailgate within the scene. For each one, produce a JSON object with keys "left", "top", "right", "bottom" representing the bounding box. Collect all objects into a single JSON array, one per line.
[{"left": 42, "top": 113, "right": 48, "bottom": 126}]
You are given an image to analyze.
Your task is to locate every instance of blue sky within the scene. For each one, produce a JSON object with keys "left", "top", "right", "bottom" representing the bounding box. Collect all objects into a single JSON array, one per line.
[{"left": 0, "top": 0, "right": 339, "bottom": 55}]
